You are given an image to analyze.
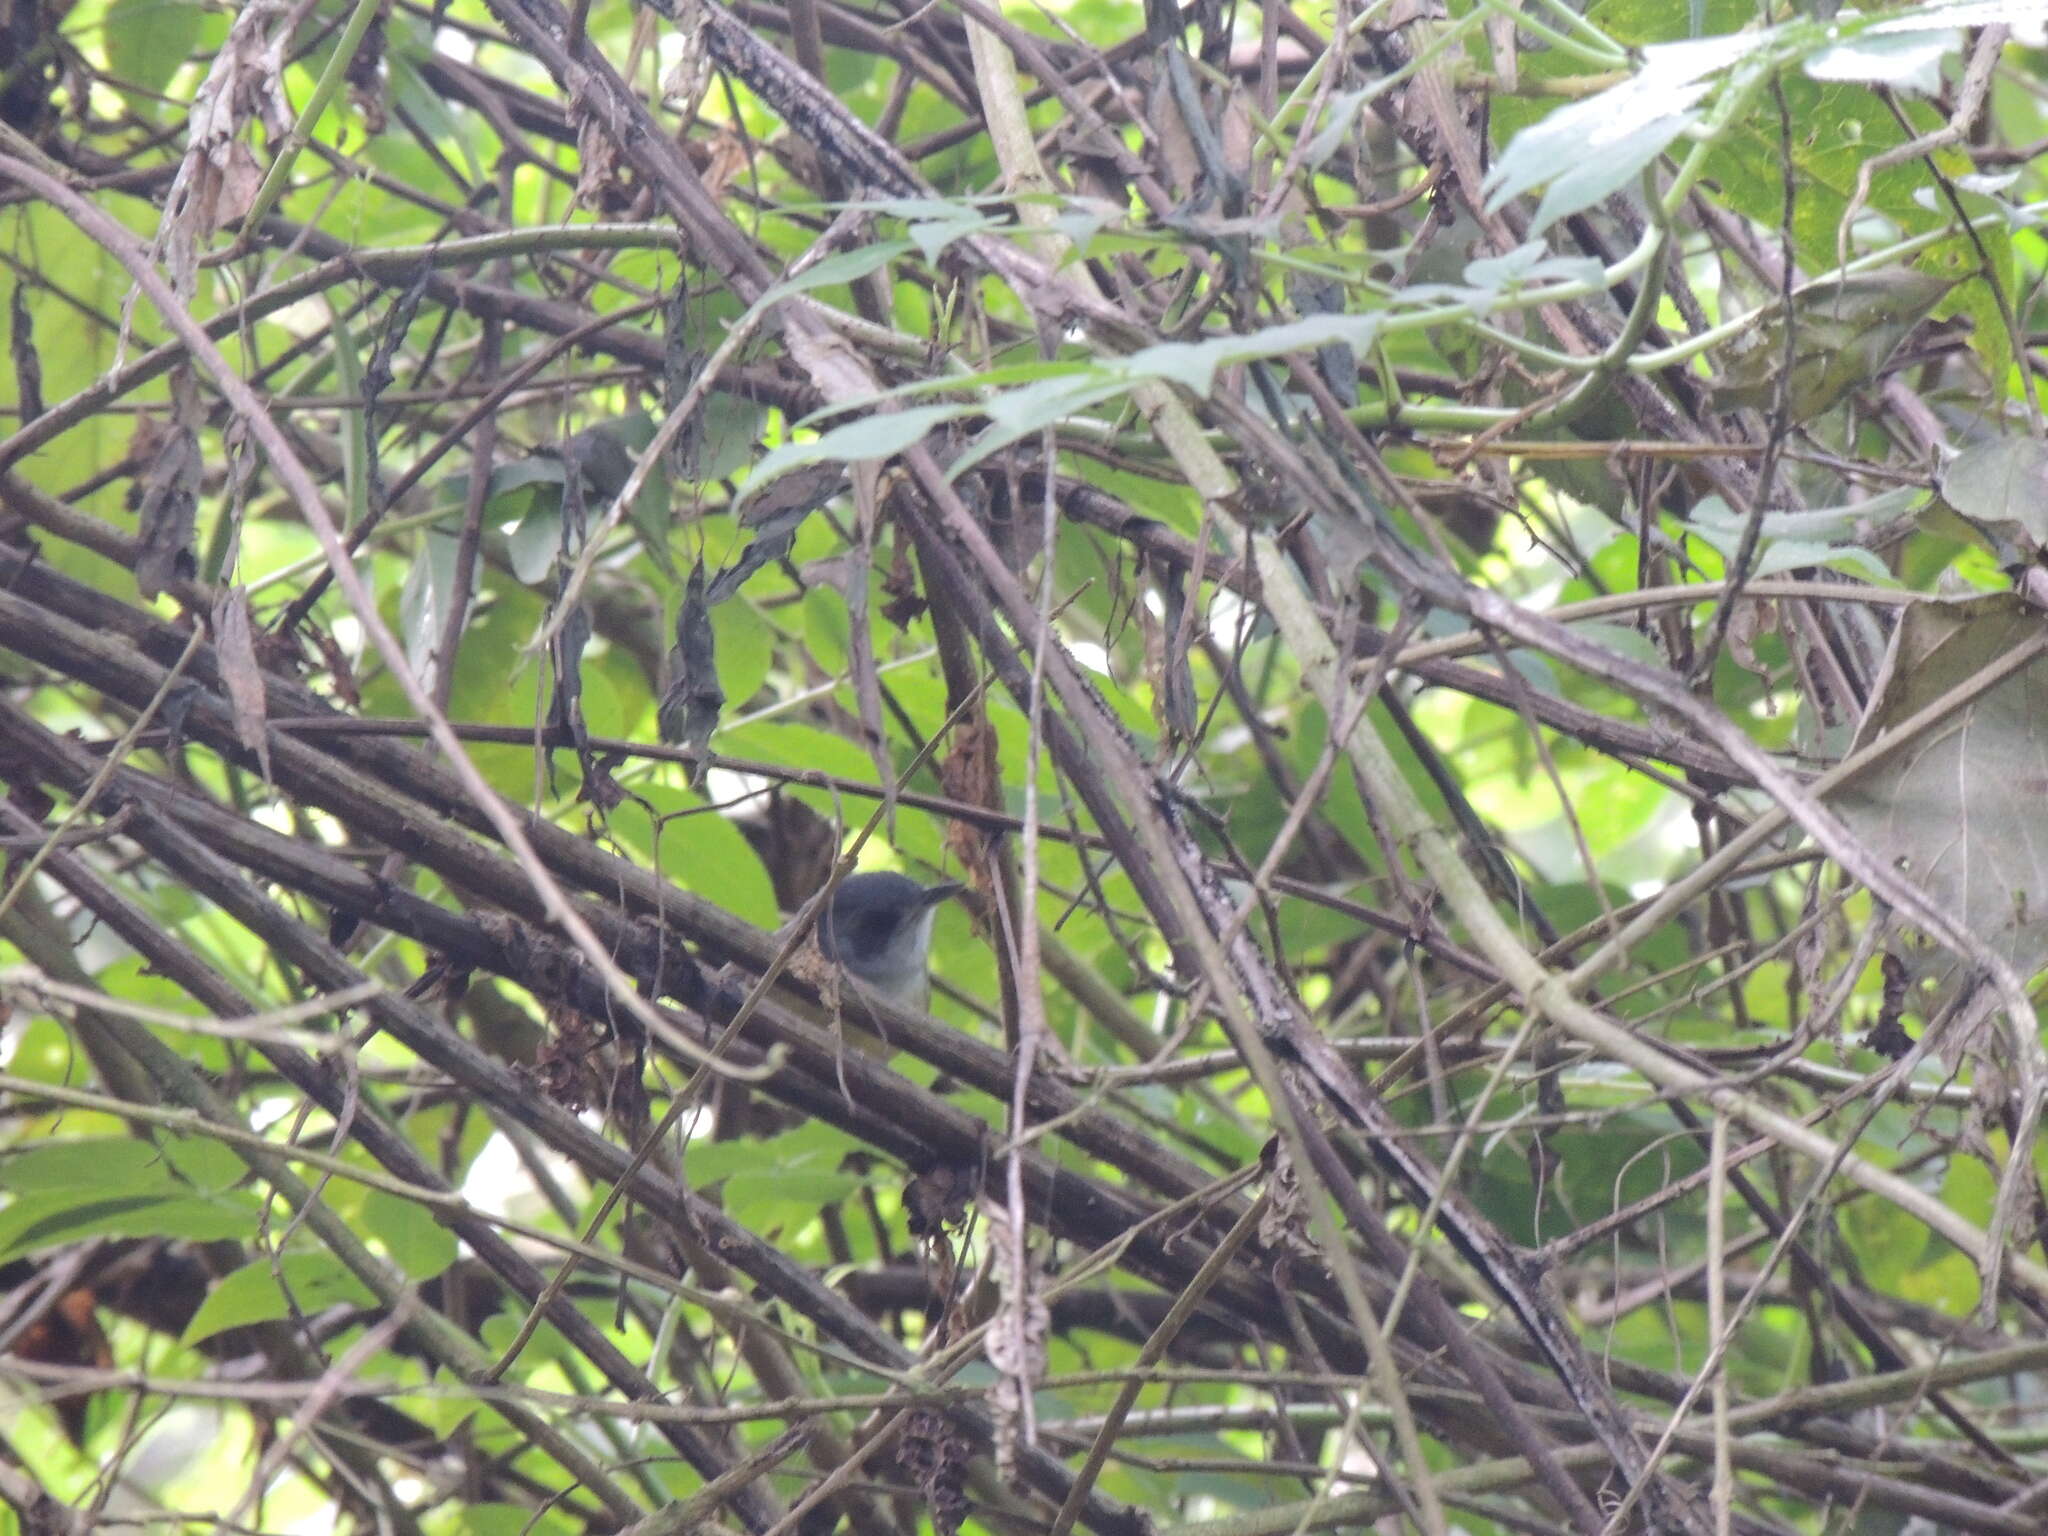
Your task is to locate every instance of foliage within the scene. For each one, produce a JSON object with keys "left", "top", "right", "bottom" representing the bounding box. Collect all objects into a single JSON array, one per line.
[{"left": 2, "top": 1, "right": 2048, "bottom": 1533}]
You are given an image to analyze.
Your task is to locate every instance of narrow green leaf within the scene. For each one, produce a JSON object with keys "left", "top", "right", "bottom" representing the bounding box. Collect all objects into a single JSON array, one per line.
[
  {"left": 739, "top": 403, "right": 963, "bottom": 508},
  {"left": 757, "top": 241, "right": 915, "bottom": 307}
]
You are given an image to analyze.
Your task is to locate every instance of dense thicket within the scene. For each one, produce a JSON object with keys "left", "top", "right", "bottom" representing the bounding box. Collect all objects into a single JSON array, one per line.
[{"left": 4, "top": 3, "right": 2048, "bottom": 1534}]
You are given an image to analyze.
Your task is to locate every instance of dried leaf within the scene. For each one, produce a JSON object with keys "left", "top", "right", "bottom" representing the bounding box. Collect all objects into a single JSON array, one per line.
[
  {"left": 158, "top": 2, "right": 290, "bottom": 295},
  {"left": 133, "top": 369, "right": 204, "bottom": 600},
  {"left": 580, "top": 752, "right": 628, "bottom": 814},
  {"left": 547, "top": 599, "right": 591, "bottom": 756},
  {"left": 210, "top": 586, "right": 271, "bottom": 783},
  {"left": 574, "top": 115, "right": 626, "bottom": 214},
  {"left": 1724, "top": 597, "right": 1778, "bottom": 678},
  {"left": 704, "top": 462, "right": 846, "bottom": 606},
  {"left": 980, "top": 1202, "right": 1047, "bottom": 1488},
  {"left": 879, "top": 532, "right": 925, "bottom": 627},
  {"left": 546, "top": 465, "right": 593, "bottom": 788},
  {"left": 1257, "top": 1136, "right": 1315, "bottom": 1260},
  {"left": 1831, "top": 592, "right": 2048, "bottom": 981},
  {"left": 660, "top": 0, "right": 715, "bottom": 125},
  {"left": 9, "top": 283, "right": 43, "bottom": 427},
  {"left": 699, "top": 127, "right": 750, "bottom": 196},
  {"left": 739, "top": 460, "right": 848, "bottom": 530},
  {"left": 939, "top": 717, "right": 999, "bottom": 871},
  {"left": 893, "top": 1409, "right": 969, "bottom": 1536},
  {"left": 1147, "top": 555, "right": 1199, "bottom": 742},
  {"left": 344, "top": 3, "right": 388, "bottom": 134},
  {"left": 657, "top": 561, "right": 724, "bottom": 774},
  {"left": 364, "top": 260, "right": 432, "bottom": 410}
]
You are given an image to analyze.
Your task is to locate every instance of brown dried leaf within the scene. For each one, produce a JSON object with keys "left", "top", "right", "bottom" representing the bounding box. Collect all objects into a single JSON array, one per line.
[
  {"left": 902, "top": 1160, "right": 976, "bottom": 1238},
  {"left": 1725, "top": 596, "right": 1778, "bottom": 678},
  {"left": 893, "top": 1410, "right": 969, "bottom": 1536},
  {"left": 939, "top": 717, "right": 998, "bottom": 871},
  {"left": 210, "top": 586, "right": 271, "bottom": 783},
  {"left": 159, "top": 2, "right": 288, "bottom": 295},
  {"left": 699, "top": 128, "right": 750, "bottom": 197},
  {"left": 574, "top": 116, "right": 626, "bottom": 214},
  {"left": 133, "top": 369, "right": 204, "bottom": 600},
  {"left": 1832, "top": 593, "right": 2048, "bottom": 980},
  {"left": 1257, "top": 1136, "right": 1315, "bottom": 1260},
  {"left": 879, "top": 533, "right": 925, "bottom": 628},
  {"left": 206, "top": 139, "right": 264, "bottom": 229},
  {"left": 660, "top": 0, "right": 715, "bottom": 125}
]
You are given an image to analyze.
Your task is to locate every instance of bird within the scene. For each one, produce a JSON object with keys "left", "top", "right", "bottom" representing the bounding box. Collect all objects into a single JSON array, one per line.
[
  {"left": 814, "top": 871, "right": 962, "bottom": 1015},
  {"left": 709, "top": 870, "right": 963, "bottom": 1137}
]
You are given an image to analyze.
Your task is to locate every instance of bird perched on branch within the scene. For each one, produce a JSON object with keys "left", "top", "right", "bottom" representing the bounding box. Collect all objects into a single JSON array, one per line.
[{"left": 815, "top": 871, "right": 962, "bottom": 1017}]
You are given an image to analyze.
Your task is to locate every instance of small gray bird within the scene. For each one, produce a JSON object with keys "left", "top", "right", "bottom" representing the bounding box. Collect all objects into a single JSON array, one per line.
[{"left": 816, "top": 871, "right": 962, "bottom": 1013}]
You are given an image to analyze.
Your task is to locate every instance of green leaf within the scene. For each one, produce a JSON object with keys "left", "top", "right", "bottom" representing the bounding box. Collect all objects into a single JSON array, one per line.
[
  {"left": 158, "top": 1134, "right": 246, "bottom": 1195},
  {"left": 0, "top": 1189, "right": 262, "bottom": 1264},
  {"left": 1938, "top": 436, "right": 2048, "bottom": 559},
  {"left": 479, "top": 1311, "right": 573, "bottom": 1369},
  {"left": 1805, "top": 25, "right": 1959, "bottom": 92},
  {"left": 757, "top": 241, "right": 914, "bottom": 307},
  {"left": 507, "top": 502, "right": 563, "bottom": 584},
  {"left": 710, "top": 597, "right": 774, "bottom": 714},
  {"left": 1743, "top": 540, "right": 1893, "bottom": 583},
  {"left": 1700, "top": 73, "right": 1947, "bottom": 277},
  {"left": 740, "top": 404, "right": 963, "bottom": 509},
  {"left": 685, "top": 1122, "right": 858, "bottom": 1185},
  {"left": 389, "top": 48, "right": 482, "bottom": 187},
  {"left": 1484, "top": 33, "right": 1761, "bottom": 230},
  {"left": 400, "top": 522, "right": 462, "bottom": 675},
  {"left": 1462, "top": 243, "right": 1606, "bottom": 301},
  {"left": 1688, "top": 486, "right": 1920, "bottom": 582},
  {"left": 0, "top": 1139, "right": 166, "bottom": 1194},
  {"left": 362, "top": 1189, "right": 457, "bottom": 1280},
  {"left": 182, "top": 1253, "right": 379, "bottom": 1346},
  {"left": 724, "top": 1169, "right": 864, "bottom": 1231},
  {"left": 103, "top": 0, "right": 207, "bottom": 97},
  {"left": 1532, "top": 117, "right": 1692, "bottom": 233},
  {"left": 609, "top": 787, "right": 779, "bottom": 929},
  {"left": 907, "top": 211, "right": 1000, "bottom": 263},
  {"left": 954, "top": 312, "right": 1388, "bottom": 481},
  {"left": 486, "top": 458, "right": 572, "bottom": 500},
  {"left": 684, "top": 391, "right": 767, "bottom": 487}
]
